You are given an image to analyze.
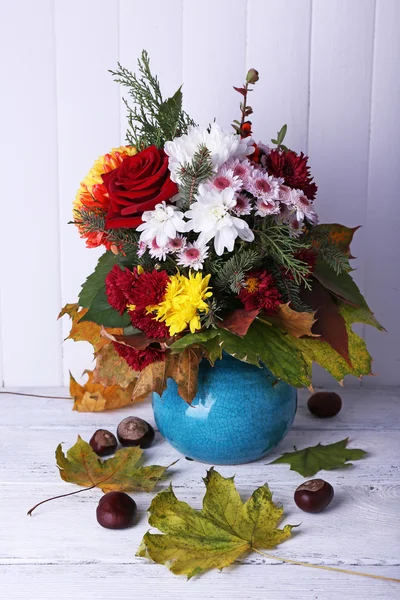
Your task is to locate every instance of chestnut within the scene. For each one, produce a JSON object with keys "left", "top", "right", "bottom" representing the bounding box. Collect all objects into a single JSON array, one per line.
[
  {"left": 307, "top": 392, "right": 342, "bottom": 418},
  {"left": 117, "top": 416, "right": 155, "bottom": 449},
  {"left": 294, "top": 479, "right": 334, "bottom": 513},
  {"left": 96, "top": 491, "right": 137, "bottom": 529},
  {"left": 89, "top": 429, "right": 118, "bottom": 456}
]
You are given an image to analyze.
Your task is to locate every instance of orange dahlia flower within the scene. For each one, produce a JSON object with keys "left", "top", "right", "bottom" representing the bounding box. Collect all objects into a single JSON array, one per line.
[{"left": 74, "top": 146, "right": 137, "bottom": 248}]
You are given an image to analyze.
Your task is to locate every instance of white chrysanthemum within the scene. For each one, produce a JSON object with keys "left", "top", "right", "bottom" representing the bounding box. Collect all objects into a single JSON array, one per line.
[
  {"left": 177, "top": 240, "right": 209, "bottom": 271},
  {"left": 164, "top": 123, "right": 254, "bottom": 183},
  {"left": 233, "top": 193, "right": 253, "bottom": 216},
  {"left": 137, "top": 201, "right": 186, "bottom": 246},
  {"left": 185, "top": 186, "right": 254, "bottom": 256}
]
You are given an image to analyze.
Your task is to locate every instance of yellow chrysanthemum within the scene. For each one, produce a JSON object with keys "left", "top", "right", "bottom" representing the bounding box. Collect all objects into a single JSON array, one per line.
[
  {"left": 152, "top": 272, "right": 213, "bottom": 336},
  {"left": 73, "top": 145, "right": 137, "bottom": 212}
]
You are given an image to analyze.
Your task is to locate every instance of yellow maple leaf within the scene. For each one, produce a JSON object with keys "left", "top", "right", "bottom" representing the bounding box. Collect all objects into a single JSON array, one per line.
[
  {"left": 69, "top": 371, "right": 135, "bottom": 412},
  {"left": 59, "top": 303, "right": 123, "bottom": 352},
  {"left": 264, "top": 303, "right": 319, "bottom": 338}
]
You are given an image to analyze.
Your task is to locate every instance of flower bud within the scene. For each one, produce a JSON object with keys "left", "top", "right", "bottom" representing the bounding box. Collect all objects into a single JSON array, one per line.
[{"left": 246, "top": 68, "right": 259, "bottom": 84}]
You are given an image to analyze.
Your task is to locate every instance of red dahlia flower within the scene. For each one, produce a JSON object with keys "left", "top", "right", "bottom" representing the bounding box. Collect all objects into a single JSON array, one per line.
[
  {"left": 265, "top": 149, "right": 318, "bottom": 200},
  {"left": 239, "top": 270, "right": 281, "bottom": 313},
  {"left": 112, "top": 342, "right": 165, "bottom": 371},
  {"left": 129, "top": 269, "right": 169, "bottom": 309}
]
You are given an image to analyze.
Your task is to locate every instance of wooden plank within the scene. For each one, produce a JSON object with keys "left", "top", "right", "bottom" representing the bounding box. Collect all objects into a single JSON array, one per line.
[
  {"left": 182, "top": 0, "right": 247, "bottom": 129},
  {"left": 0, "top": 1, "right": 63, "bottom": 386},
  {"left": 0, "top": 388, "right": 399, "bottom": 430},
  {"left": 0, "top": 425, "right": 397, "bottom": 486},
  {"left": 246, "top": 0, "right": 312, "bottom": 152},
  {"left": 119, "top": 0, "right": 183, "bottom": 142},
  {"left": 363, "top": 0, "right": 400, "bottom": 387},
  {"left": 1, "top": 564, "right": 399, "bottom": 600},
  {"left": 54, "top": 0, "right": 120, "bottom": 386},
  {"left": 4, "top": 482, "right": 400, "bottom": 568},
  {"left": 307, "top": 0, "right": 376, "bottom": 388}
]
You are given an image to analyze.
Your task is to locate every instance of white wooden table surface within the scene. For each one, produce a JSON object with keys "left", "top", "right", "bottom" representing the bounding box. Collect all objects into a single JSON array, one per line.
[{"left": 1, "top": 387, "right": 399, "bottom": 599}]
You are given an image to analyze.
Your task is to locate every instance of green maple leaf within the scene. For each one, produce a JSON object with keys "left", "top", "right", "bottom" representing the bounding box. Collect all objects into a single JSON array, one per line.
[
  {"left": 56, "top": 436, "right": 172, "bottom": 493},
  {"left": 137, "top": 468, "right": 294, "bottom": 578},
  {"left": 270, "top": 438, "right": 367, "bottom": 477}
]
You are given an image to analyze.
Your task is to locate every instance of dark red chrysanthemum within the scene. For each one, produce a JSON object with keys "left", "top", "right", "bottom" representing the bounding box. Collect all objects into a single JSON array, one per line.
[
  {"left": 129, "top": 269, "right": 169, "bottom": 309},
  {"left": 265, "top": 149, "right": 318, "bottom": 200},
  {"left": 129, "top": 308, "right": 169, "bottom": 339},
  {"left": 112, "top": 342, "right": 165, "bottom": 372},
  {"left": 238, "top": 270, "right": 281, "bottom": 313},
  {"left": 105, "top": 265, "right": 138, "bottom": 314}
]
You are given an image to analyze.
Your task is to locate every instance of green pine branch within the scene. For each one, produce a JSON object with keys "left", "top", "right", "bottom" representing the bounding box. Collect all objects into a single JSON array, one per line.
[{"left": 177, "top": 145, "right": 214, "bottom": 207}]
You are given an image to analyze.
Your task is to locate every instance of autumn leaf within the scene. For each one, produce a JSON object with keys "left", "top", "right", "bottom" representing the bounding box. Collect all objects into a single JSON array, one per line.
[
  {"left": 219, "top": 308, "right": 259, "bottom": 336},
  {"left": 93, "top": 343, "right": 138, "bottom": 388},
  {"left": 263, "top": 303, "right": 318, "bottom": 338},
  {"left": 137, "top": 468, "right": 294, "bottom": 578},
  {"left": 56, "top": 436, "right": 172, "bottom": 493},
  {"left": 59, "top": 303, "right": 123, "bottom": 352},
  {"left": 270, "top": 438, "right": 367, "bottom": 477},
  {"left": 302, "top": 281, "right": 351, "bottom": 365},
  {"left": 101, "top": 326, "right": 167, "bottom": 350},
  {"left": 169, "top": 347, "right": 203, "bottom": 404},
  {"left": 69, "top": 371, "right": 136, "bottom": 412},
  {"left": 132, "top": 357, "right": 174, "bottom": 402},
  {"left": 311, "top": 223, "right": 360, "bottom": 257}
]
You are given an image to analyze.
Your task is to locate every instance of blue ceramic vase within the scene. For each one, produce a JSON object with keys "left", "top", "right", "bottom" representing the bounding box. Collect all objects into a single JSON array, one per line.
[{"left": 152, "top": 354, "right": 297, "bottom": 465}]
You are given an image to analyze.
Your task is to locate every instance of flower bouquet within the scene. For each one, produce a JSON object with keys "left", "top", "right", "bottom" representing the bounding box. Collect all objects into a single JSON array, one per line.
[{"left": 64, "top": 52, "right": 383, "bottom": 462}]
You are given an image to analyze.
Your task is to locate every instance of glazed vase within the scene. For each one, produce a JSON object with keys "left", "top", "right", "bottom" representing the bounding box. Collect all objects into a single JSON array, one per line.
[{"left": 152, "top": 353, "right": 297, "bottom": 465}]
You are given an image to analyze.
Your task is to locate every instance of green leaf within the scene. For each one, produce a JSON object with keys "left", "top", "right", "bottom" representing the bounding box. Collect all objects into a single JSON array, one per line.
[
  {"left": 78, "top": 251, "right": 117, "bottom": 308},
  {"left": 219, "top": 320, "right": 312, "bottom": 388},
  {"left": 170, "top": 329, "right": 219, "bottom": 352},
  {"left": 137, "top": 468, "right": 294, "bottom": 578},
  {"left": 277, "top": 124, "right": 287, "bottom": 145},
  {"left": 270, "top": 438, "right": 367, "bottom": 477},
  {"left": 313, "top": 261, "right": 370, "bottom": 310},
  {"left": 201, "top": 335, "right": 223, "bottom": 364},
  {"left": 80, "top": 287, "right": 131, "bottom": 328},
  {"left": 311, "top": 223, "right": 360, "bottom": 256},
  {"left": 56, "top": 436, "right": 173, "bottom": 493}
]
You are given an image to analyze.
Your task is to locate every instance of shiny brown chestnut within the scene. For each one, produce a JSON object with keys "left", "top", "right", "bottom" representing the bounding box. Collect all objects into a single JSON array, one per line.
[
  {"left": 307, "top": 392, "right": 342, "bottom": 418},
  {"left": 294, "top": 479, "right": 334, "bottom": 513},
  {"left": 89, "top": 429, "right": 118, "bottom": 456},
  {"left": 96, "top": 491, "right": 137, "bottom": 529},
  {"left": 117, "top": 416, "right": 155, "bottom": 449}
]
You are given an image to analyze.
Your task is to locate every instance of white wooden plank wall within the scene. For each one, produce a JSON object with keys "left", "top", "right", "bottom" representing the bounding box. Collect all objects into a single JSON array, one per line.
[{"left": 0, "top": 0, "right": 399, "bottom": 388}]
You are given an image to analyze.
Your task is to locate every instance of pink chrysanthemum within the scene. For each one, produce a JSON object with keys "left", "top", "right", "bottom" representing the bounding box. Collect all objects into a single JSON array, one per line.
[
  {"left": 177, "top": 240, "right": 209, "bottom": 271},
  {"left": 137, "top": 240, "right": 147, "bottom": 257},
  {"left": 246, "top": 170, "right": 280, "bottom": 201},
  {"left": 166, "top": 234, "right": 187, "bottom": 253},
  {"left": 148, "top": 237, "right": 169, "bottom": 261},
  {"left": 291, "top": 190, "right": 319, "bottom": 225},
  {"left": 255, "top": 197, "right": 281, "bottom": 217},
  {"left": 233, "top": 193, "right": 252, "bottom": 216}
]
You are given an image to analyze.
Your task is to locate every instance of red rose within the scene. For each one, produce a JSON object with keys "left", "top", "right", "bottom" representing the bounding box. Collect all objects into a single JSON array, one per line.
[{"left": 102, "top": 145, "right": 178, "bottom": 229}]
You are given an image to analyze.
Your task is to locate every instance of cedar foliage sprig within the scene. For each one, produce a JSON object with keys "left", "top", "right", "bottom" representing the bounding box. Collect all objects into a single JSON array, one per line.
[
  {"left": 307, "top": 230, "right": 352, "bottom": 275},
  {"left": 110, "top": 51, "right": 195, "bottom": 148},
  {"left": 177, "top": 145, "right": 214, "bottom": 208}
]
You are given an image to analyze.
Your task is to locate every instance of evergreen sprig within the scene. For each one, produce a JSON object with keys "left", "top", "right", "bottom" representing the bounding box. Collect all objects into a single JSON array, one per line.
[
  {"left": 73, "top": 208, "right": 139, "bottom": 255},
  {"left": 254, "top": 221, "right": 313, "bottom": 288},
  {"left": 211, "top": 248, "right": 261, "bottom": 294},
  {"left": 177, "top": 145, "right": 214, "bottom": 207},
  {"left": 110, "top": 51, "right": 195, "bottom": 148}
]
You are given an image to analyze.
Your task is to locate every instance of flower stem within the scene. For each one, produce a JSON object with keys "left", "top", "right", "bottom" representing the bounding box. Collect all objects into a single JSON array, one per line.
[{"left": 252, "top": 548, "right": 400, "bottom": 583}]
